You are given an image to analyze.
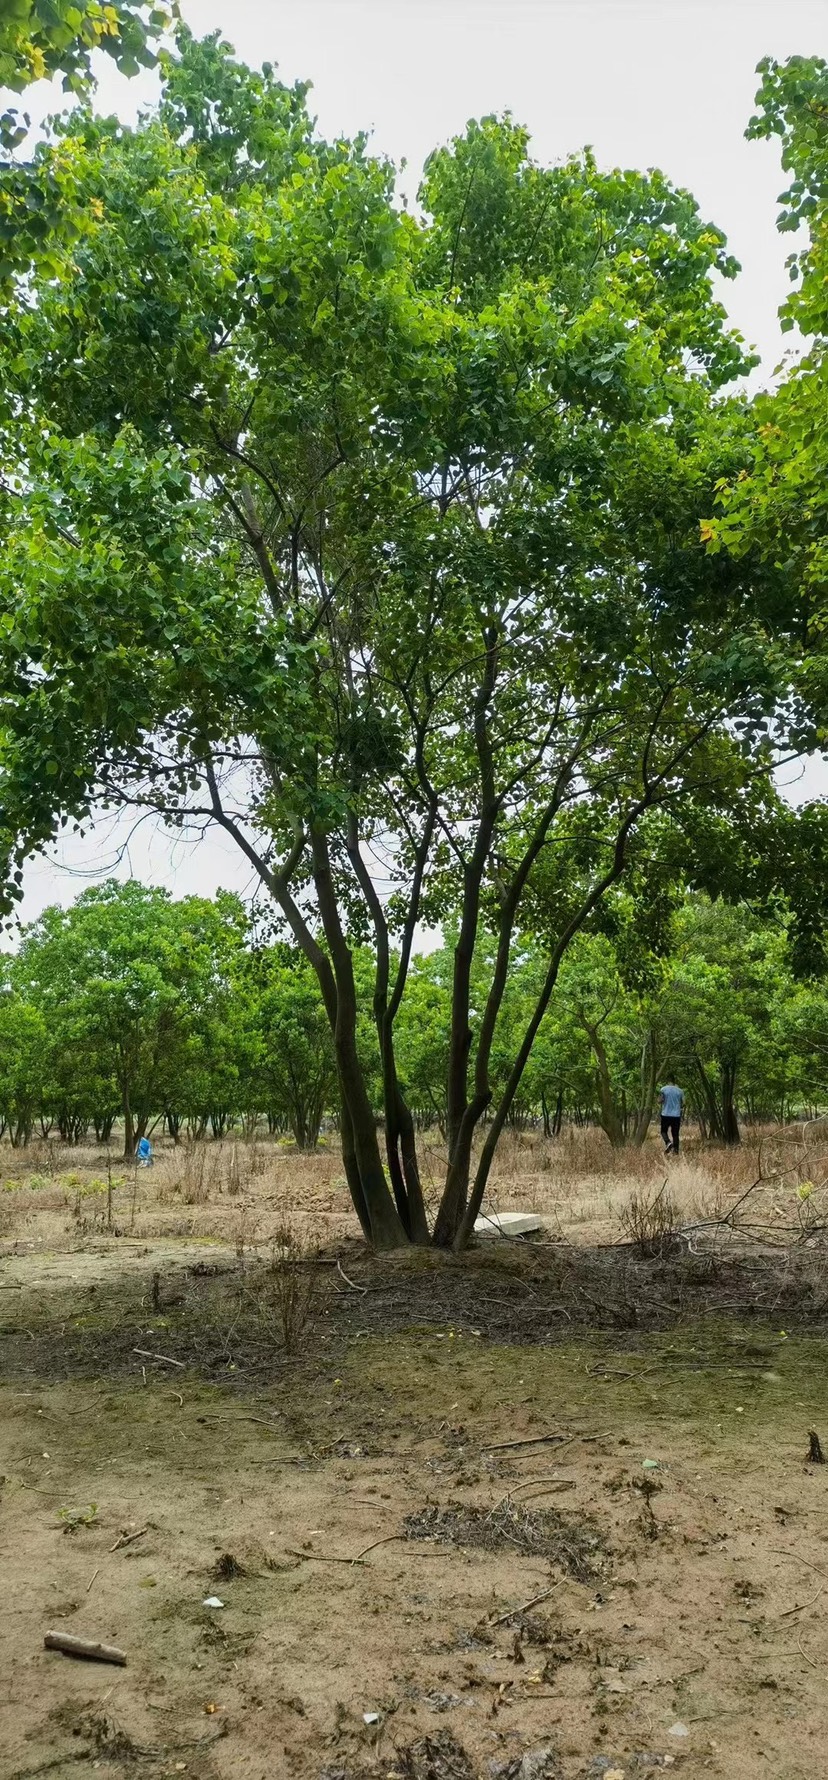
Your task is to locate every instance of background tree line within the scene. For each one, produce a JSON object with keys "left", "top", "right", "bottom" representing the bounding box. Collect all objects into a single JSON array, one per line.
[{"left": 2, "top": 878, "right": 827, "bottom": 1158}]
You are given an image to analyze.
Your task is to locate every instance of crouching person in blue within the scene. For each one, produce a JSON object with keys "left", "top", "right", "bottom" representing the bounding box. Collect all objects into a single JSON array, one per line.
[{"left": 136, "top": 1136, "right": 153, "bottom": 1167}]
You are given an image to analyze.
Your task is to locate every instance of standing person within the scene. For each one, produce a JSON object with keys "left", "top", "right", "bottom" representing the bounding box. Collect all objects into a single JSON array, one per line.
[{"left": 659, "top": 1080, "right": 685, "bottom": 1155}]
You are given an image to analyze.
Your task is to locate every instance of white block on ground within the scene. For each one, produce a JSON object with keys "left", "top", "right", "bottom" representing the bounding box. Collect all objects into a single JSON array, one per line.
[{"left": 473, "top": 1209, "right": 542, "bottom": 1238}]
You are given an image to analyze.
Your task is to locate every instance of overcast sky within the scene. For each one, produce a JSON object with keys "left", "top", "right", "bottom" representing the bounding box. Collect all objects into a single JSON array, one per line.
[{"left": 10, "top": 0, "right": 828, "bottom": 928}]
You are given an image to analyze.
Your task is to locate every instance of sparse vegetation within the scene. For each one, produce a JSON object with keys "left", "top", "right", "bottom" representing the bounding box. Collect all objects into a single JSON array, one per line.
[{"left": 620, "top": 1182, "right": 681, "bottom": 1257}]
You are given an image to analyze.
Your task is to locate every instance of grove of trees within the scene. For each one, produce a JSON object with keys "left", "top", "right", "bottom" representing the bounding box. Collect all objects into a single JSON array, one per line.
[
  {"left": 3, "top": 879, "right": 828, "bottom": 1166},
  {"left": 1, "top": 27, "right": 826, "bottom": 1246}
]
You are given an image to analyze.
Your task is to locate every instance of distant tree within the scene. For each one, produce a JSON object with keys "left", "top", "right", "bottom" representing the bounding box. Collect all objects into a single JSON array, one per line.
[
  {"left": 0, "top": 971, "right": 47, "bottom": 1144},
  {"left": 665, "top": 899, "right": 787, "bottom": 1143},
  {"left": 16, "top": 881, "right": 246, "bottom": 1156},
  {"left": 245, "top": 948, "right": 337, "bottom": 1150}
]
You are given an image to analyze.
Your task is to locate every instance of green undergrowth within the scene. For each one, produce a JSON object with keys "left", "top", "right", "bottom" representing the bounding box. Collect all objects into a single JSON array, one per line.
[{"left": 2, "top": 1169, "right": 125, "bottom": 1195}]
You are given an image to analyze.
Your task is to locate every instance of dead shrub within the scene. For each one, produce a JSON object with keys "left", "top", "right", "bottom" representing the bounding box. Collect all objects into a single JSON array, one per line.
[
  {"left": 620, "top": 1181, "right": 681, "bottom": 1257},
  {"left": 227, "top": 1141, "right": 243, "bottom": 1197},
  {"left": 211, "top": 1228, "right": 319, "bottom": 1355},
  {"left": 181, "top": 1144, "right": 211, "bottom": 1205},
  {"left": 264, "top": 1228, "right": 319, "bottom": 1353}
]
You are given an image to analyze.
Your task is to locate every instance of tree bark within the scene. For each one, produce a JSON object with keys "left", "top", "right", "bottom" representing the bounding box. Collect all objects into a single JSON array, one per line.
[
  {"left": 720, "top": 1060, "right": 741, "bottom": 1144},
  {"left": 692, "top": 1051, "right": 724, "bottom": 1141},
  {"left": 310, "top": 826, "right": 408, "bottom": 1249},
  {"left": 632, "top": 1028, "right": 658, "bottom": 1146},
  {"left": 582, "top": 1018, "right": 625, "bottom": 1147},
  {"left": 122, "top": 1088, "right": 134, "bottom": 1162}
]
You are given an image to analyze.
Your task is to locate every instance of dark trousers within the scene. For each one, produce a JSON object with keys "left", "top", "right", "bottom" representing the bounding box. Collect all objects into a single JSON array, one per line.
[{"left": 661, "top": 1115, "right": 681, "bottom": 1153}]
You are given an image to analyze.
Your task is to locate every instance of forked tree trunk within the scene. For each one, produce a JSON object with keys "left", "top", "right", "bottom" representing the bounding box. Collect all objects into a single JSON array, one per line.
[
  {"left": 310, "top": 825, "right": 409, "bottom": 1250},
  {"left": 583, "top": 1019, "right": 625, "bottom": 1148}
]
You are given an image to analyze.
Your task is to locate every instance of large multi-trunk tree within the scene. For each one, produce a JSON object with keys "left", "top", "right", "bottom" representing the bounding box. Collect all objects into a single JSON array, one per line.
[{"left": 0, "top": 32, "right": 815, "bottom": 1247}]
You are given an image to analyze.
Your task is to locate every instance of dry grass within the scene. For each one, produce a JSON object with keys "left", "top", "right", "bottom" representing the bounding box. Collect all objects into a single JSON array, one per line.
[
  {"left": 2, "top": 1120, "right": 828, "bottom": 1257},
  {"left": 620, "top": 1181, "right": 681, "bottom": 1256}
]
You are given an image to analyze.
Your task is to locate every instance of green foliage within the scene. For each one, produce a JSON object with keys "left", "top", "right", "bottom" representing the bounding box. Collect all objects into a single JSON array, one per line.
[
  {"left": 0, "top": 3, "right": 173, "bottom": 286},
  {"left": 0, "top": 878, "right": 824, "bottom": 1156},
  {"left": 243, "top": 945, "right": 337, "bottom": 1148},
  {"left": 0, "top": 32, "right": 821, "bottom": 1242},
  {"left": 0, "top": 1, "right": 169, "bottom": 95},
  {"left": 58, "top": 1501, "right": 98, "bottom": 1532},
  {"left": 13, "top": 878, "right": 246, "bottom": 1153},
  {"left": 704, "top": 57, "right": 828, "bottom": 686}
]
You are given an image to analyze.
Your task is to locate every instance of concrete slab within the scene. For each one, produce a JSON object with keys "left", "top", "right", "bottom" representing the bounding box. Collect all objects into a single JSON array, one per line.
[{"left": 473, "top": 1209, "right": 542, "bottom": 1239}]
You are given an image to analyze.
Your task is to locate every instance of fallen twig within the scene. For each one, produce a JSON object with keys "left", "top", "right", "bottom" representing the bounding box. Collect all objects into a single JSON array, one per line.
[
  {"left": 797, "top": 1629, "right": 818, "bottom": 1669},
  {"left": 769, "top": 1548, "right": 828, "bottom": 1579},
  {"left": 506, "top": 1482, "right": 576, "bottom": 1500},
  {"left": 109, "top": 1526, "right": 149, "bottom": 1553},
  {"left": 483, "top": 1433, "right": 570, "bottom": 1454},
  {"left": 351, "top": 1533, "right": 405, "bottom": 1563},
  {"left": 132, "top": 1347, "right": 185, "bottom": 1368},
  {"left": 336, "top": 1259, "right": 367, "bottom": 1294},
  {"left": 132, "top": 1726, "right": 228, "bottom": 1758},
  {"left": 483, "top": 1430, "right": 602, "bottom": 1454},
  {"left": 195, "top": 1414, "right": 281, "bottom": 1429},
  {"left": 85, "top": 1568, "right": 99, "bottom": 1595},
  {"left": 489, "top": 1585, "right": 557, "bottom": 1627},
  {"left": 778, "top": 1583, "right": 825, "bottom": 1619},
  {"left": 284, "top": 1548, "right": 366, "bottom": 1566},
  {"left": 501, "top": 1475, "right": 572, "bottom": 1496},
  {"left": 44, "top": 1631, "right": 127, "bottom": 1666}
]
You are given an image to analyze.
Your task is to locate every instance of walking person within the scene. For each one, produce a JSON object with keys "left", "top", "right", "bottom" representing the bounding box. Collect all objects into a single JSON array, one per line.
[{"left": 659, "top": 1080, "right": 684, "bottom": 1155}]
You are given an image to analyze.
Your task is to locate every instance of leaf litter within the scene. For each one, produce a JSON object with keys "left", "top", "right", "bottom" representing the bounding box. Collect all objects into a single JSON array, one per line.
[{"left": 403, "top": 1499, "right": 608, "bottom": 1581}]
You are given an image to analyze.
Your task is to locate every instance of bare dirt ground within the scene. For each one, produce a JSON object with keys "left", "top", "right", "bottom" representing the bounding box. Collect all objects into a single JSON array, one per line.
[{"left": 2, "top": 1130, "right": 828, "bottom": 1780}]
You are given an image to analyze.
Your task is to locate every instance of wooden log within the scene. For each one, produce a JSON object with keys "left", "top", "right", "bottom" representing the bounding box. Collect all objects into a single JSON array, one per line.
[{"left": 44, "top": 1631, "right": 127, "bottom": 1665}]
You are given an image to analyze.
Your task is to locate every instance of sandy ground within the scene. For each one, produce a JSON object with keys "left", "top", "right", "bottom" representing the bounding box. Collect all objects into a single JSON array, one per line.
[{"left": 2, "top": 1134, "right": 828, "bottom": 1779}]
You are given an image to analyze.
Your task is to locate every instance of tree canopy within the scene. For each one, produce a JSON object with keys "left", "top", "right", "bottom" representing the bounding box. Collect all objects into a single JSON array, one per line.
[
  {"left": 0, "top": 0, "right": 172, "bottom": 286},
  {"left": 0, "top": 0, "right": 169, "bottom": 96},
  {"left": 0, "top": 31, "right": 824, "bottom": 1248},
  {"left": 705, "top": 55, "right": 828, "bottom": 693}
]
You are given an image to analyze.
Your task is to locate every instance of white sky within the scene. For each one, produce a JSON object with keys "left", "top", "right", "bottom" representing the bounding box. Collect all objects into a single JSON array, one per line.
[{"left": 9, "top": 0, "right": 828, "bottom": 929}]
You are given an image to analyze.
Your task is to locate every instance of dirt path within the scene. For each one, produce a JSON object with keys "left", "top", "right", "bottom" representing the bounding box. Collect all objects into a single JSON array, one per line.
[
  {"left": 2, "top": 1238, "right": 828, "bottom": 1780},
  {"left": 1, "top": 1238, "right": 237, "bottom": 1295}
]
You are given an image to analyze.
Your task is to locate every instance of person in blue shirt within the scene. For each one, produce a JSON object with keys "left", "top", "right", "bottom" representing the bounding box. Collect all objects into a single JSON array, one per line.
[
  {"left": 136, "top": 1136, "right": 153, "bottom": 1167},
  {"left": 659, "top": 1082, "right": 684, "bottom": 1155}
]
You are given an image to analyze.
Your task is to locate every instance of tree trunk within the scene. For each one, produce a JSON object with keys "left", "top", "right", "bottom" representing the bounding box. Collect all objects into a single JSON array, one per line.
[
  {"left": 310, "top": 825, "right": 408, "bottom": 1249},
  {"left": 584, "top": 1020, "right": 625, "bottom": 1148},
  {"left": 338, "top": 1092, "right": 372, "bottom": 1242},
  {"left": 632, "top": 1029, "right": 658, "bottom": 1146},
  {"left": 720, "top": 1061, "right": 741, "bottom": 1145},
  {"left": 122, "top": 1089, "right": 134, "bottom": 1162},
  {"left": 692, "top": 1052, "right": 724, "bottom": 1141},
  {"left": 432, "top": 1089, "right": 490, "bottom": 1246}
]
